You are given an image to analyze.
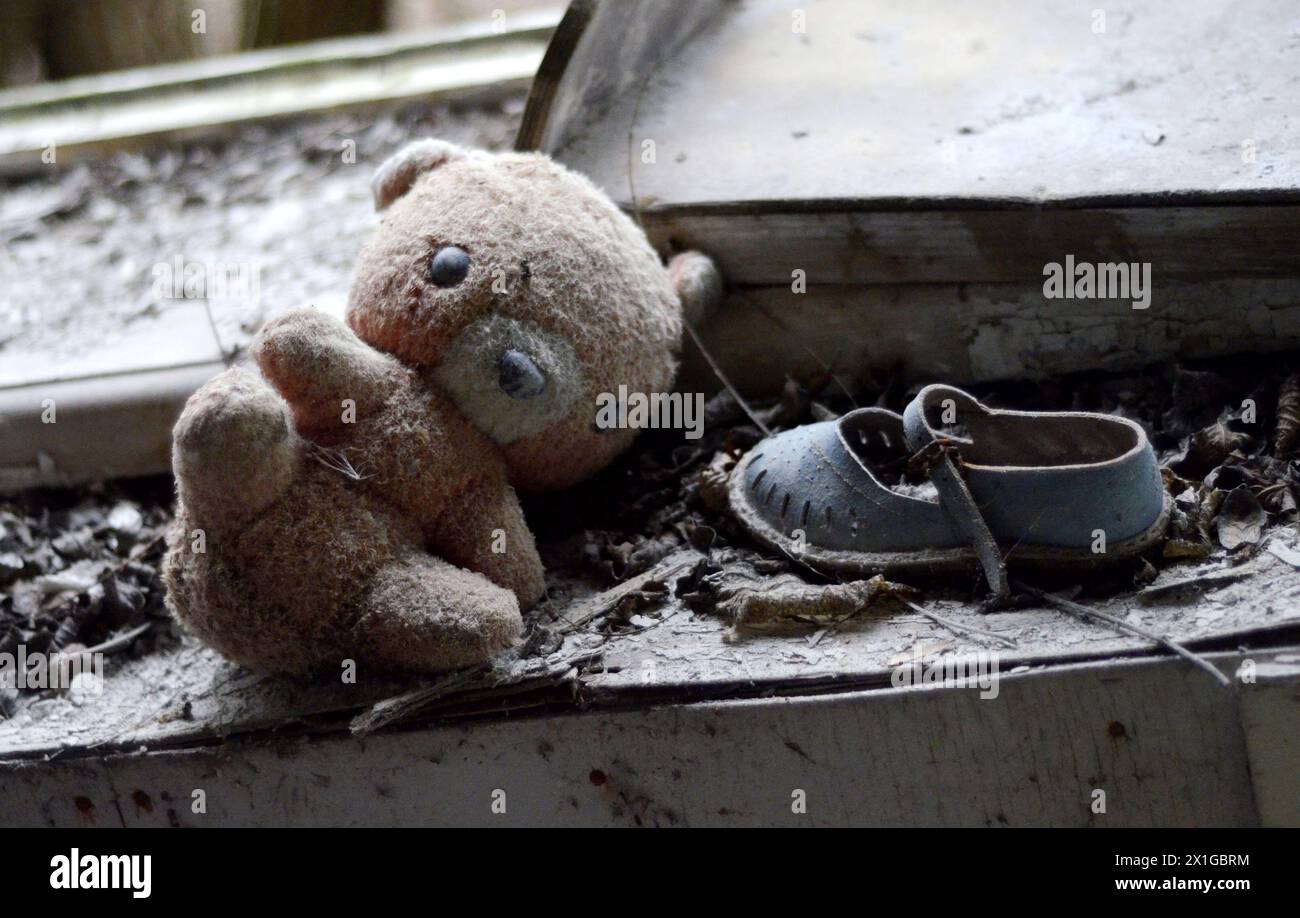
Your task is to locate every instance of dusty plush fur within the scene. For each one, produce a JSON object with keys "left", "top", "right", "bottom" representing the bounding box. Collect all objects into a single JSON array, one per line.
[{"left": 165, "top": 140, "right": 721, "bottom": 675}]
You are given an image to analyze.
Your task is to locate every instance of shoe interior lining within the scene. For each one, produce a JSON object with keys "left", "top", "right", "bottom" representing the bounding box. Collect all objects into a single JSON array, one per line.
[
  {"left": 936, "top": 409, "right": 1138, "bottom": 467},
  {"left": 842, "top": 414, "right": 909, "bottom": 486}
]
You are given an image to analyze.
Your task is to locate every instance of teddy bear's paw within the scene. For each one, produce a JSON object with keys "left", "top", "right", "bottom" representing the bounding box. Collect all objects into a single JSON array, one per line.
[
  {"left": 353, "top": 552, "right": 524, "bottom": 672},
  {"left": 668, "top": 251, "right": 724, "bottom": 327},
  {"left": 253, "top": 307, "right": 405, "bottom": 436},
  {"left": 172, "top": 367, "right": 299, "bottom": 528}
]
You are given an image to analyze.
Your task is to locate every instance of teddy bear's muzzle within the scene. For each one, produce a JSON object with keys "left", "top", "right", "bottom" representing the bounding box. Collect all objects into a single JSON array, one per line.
[{"left": 498, "top": 349, "right": 547, "bottom": 400}]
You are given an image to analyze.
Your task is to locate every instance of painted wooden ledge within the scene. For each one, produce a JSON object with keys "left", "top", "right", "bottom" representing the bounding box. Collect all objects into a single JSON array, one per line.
[
  {"left": 0, "top": 292, "right": 348, "bottom": 494},
  {"left": 519, "top": 0, "right": 1300, "bottom": 393},
  {"left": 3, "top": 545, "right": 1298, "bottom": 826},
  {"left": 1, "top": 647, "right": 1295, "bottom": 827}
]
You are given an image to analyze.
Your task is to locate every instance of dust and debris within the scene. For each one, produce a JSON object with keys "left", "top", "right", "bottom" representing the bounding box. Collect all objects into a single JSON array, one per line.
[
  {"left": 0, "top": 476, "right": 175, "bottom": 720},
  {"left": 678, "top": 552, "right": 913, "bottom": 635},
  {"left": 1265, "top": 535, "right": 1300, "bottom": 569},
  {"left": 6, "top": 336, "right": 1300, "bottom": 733},
  {"left": 0, "top": 92, "right": 527, "bottom": 370},
  {"left": 1136, "top": 571, "right": 1251, "bottom": 606}
]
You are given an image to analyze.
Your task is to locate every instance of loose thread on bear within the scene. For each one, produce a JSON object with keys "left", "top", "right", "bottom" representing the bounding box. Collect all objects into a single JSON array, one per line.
[{"left": 306, "top": 441, "right": 370, "bottom": 480}]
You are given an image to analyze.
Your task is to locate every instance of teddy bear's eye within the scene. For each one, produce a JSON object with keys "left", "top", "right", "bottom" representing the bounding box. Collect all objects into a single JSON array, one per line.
[{"left": 429, "top": 246, "right": 471, "bottom": 287}]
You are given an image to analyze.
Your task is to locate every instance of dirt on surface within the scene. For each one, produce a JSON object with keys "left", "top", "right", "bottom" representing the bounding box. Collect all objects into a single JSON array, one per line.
[{"left": 0, "top": 90, "right": 526, "bottom": 375}]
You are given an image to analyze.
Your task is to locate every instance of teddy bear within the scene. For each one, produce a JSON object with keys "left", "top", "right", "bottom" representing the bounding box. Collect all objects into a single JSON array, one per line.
[{"left": 163, "top": 139, "right": 721, "bottom": 675}]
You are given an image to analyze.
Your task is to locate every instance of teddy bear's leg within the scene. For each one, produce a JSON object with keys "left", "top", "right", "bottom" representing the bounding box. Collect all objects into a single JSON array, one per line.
[
  {"left": 171, "top": 367, "right": 299, "bottom": 530},
  {"left": 424, "top": 479, "right": 546, "bottom": 609},
  {"left": 352, "top": 551, "right": 524, "bottom": 671}
]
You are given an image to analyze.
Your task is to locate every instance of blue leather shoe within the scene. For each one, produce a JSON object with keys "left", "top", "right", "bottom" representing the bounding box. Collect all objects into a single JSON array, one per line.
[{"left": 729, "top": 385, "right": 1170, "bottom": 596}]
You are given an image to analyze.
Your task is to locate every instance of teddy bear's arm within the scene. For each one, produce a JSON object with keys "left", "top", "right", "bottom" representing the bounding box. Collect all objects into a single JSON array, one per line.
[{"left": 252, "top": 307, "right": 404, "bottom": 443}]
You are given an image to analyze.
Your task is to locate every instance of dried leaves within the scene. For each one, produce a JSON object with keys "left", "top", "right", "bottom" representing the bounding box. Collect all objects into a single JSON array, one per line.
[
  {"left": 589, "top": 532, "right": 683, "bottom": 583},
  {"left": 672, "top": 551, "right": 914, "bottom": 634},
  {"left": 1163, "top": 459, "right": 1288, "bottom": 559},
  {"left": 1158, "top": 372, "right": 1300, "bottom": 561},
  {"left": 715, "top": 573, "right": 915, "bottom": 633},
  {"left": 0, "top": 485, "right": 172, "bottom": 669},
  {"left": 1214, "top": 486, "right": 1266, "bottom": 550},
  {"left": 1275, "top": 373, "right": 1300, "bottom": 459},
  {"left": 696, "top": 450, "right": 737, "bottom": 513},
  {"left": 1174, "top": 419, "right": 1252, "bottom": 478}
]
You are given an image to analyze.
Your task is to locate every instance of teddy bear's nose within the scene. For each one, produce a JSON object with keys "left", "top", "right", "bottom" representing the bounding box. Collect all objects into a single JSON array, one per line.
[{"left": 498, "top": 349, "right": 547, "bottom": 400}]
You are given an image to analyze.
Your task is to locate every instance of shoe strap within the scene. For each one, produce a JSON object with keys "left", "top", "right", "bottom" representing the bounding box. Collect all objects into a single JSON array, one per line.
[{"left": 902, "top": 385, "right": 1009, "bottom": 602}]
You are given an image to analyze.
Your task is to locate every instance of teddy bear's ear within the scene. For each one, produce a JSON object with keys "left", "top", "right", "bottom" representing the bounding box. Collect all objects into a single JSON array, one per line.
[{"left": 371, "top": 139, "right": 468, "bottom": 211}]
